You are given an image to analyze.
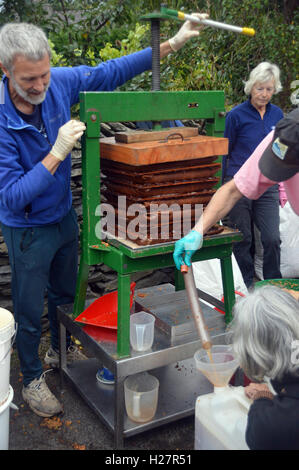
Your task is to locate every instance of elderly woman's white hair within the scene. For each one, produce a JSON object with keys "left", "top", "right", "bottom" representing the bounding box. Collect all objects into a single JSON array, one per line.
[
  {"left": 0, "top": 23, "right": 51, "bottom": 72},
  {"left": 229, "top": 286, "right": 299, "bottom": 382},
  {"left": 244, "top": 62, "right": 282, "bottom": 95}
]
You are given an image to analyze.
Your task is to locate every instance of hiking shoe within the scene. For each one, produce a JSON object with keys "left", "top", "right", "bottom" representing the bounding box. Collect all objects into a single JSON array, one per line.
[
  {"left": 44, "top": 345, "right": 87, "bottom": 368},
  {"left": 22, "top": 372, "right": 63, "bottom": 417}
]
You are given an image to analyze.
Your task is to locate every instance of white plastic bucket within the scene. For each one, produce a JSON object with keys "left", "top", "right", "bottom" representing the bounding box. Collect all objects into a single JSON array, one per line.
[
  {"left": 0, "top": 308, "right": 15, "bottom": 405},
  {"left": 0, "top": 385, "right": 13, "bottom": 450}
]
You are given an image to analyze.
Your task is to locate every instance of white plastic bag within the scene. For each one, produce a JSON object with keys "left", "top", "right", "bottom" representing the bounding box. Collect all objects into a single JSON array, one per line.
[
  {"left": 192, "top": 254, "right": 248, "bottom": 301},
  {"left": 279, "top": 202, "right": 299, "bottom": 277},
  {"left": 254, "top": 225, "right": 264, "bottom": 280},
  {"left": 254, "top": 202, "right": 299, "bottom": 279}
]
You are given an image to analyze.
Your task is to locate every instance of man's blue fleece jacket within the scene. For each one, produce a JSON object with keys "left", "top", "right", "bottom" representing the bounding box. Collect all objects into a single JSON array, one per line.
[{"left": 0, "top": 48, "right": 151, "bottom": 227}]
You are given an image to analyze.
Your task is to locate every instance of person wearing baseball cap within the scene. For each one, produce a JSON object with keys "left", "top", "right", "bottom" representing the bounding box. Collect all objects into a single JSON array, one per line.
[
  {"left": 173, "top": 108, "right": 299, "bottom": 270},
  {"left": 259, "top": 107, "right": 299, "bottom": 181}
]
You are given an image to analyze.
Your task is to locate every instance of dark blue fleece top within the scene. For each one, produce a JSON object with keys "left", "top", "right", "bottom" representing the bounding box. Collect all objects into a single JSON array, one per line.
[{"left": 223, "top": 99, "right": 283, "bottom": 180}]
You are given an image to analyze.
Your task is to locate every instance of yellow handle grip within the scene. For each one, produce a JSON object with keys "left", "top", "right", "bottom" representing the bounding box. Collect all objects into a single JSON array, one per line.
[{"left": 242, "top": 27, "right": 255, "bottom": 36}]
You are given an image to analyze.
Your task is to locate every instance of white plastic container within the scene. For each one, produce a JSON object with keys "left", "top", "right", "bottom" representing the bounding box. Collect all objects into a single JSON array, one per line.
[
  {"left": 130, "top": 312, "right": 155, "bottom": 352},
  {"left": 0, "top": 385, "right": 14, "bottom": 450},
  {"left": 195, "top": 386, "right": 251, "bottom": 450},
  {"left": 0, "top": 308, "right": 15, "bottom": 405}
]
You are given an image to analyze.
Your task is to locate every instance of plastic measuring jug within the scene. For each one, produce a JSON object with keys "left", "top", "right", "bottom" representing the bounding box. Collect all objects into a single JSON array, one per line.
[
  {"left": 130, "top": 312, "right": 155, "bottom": 352},
  {"left": 124, "top": 372, "right": 159, "bottom": 423},
  {"left": 194, "top": 345, "right": 239, "bottom": 389}
]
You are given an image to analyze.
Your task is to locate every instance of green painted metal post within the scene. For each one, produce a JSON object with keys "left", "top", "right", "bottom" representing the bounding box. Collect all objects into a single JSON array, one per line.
[
  {"left": 220, "top": 255, "right": 236, "bottom": 324},
  {"left": 174, "top": 269, "right": 185, "bottom": 291},
  {"left": 117, "top": 273, "right": 132, "bottom": 357},
  {"left": 205, "top": 108, "right": 226, "bottom": 188},
  {"left": 80, "top": 110, "right": 102, "bottom": 260},
  {"left": 73, "top": 256, "right": 90, "bottom": 318}
]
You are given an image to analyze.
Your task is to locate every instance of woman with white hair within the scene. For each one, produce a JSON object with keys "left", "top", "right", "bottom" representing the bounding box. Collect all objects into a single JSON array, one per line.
[
  {"left": 223, "top": 62, "right": 283, "bottom": 289},
  {"left": 231, "top": 286, "right": 299, "bottom": 450}
]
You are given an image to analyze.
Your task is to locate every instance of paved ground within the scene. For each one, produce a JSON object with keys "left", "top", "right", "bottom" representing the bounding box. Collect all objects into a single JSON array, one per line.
[{"left": 8, "top": 332, "right": 195, "bottom": 451}]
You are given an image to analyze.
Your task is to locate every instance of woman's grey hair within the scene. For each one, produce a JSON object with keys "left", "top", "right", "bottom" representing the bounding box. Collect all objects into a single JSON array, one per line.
[
  {"left": 0, "top": 23, "right": 51, "bottom": 72},
  {"left": 244, "top": 61, "right": 282, "bottom": 95},
  {"left": 229, "top": 286, "right": 299, "bottom": 382}
]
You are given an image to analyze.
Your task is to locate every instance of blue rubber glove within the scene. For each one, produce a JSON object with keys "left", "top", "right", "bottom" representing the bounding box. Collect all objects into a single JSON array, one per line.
[{"left": 173, "top": 230, "right": 203, "bottom": 270}]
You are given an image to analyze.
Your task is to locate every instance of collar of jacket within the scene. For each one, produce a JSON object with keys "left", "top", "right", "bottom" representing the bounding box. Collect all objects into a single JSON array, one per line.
[
  {"left": 247, "top": 97, "right": 272, "bottom": 115},
  {"left": 0, "top": 75, "right": 38, "bottom": 131}
]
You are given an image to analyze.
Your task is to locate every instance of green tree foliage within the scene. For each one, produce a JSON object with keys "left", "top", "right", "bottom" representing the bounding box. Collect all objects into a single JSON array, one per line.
[
  {"left": 196, "top": 0, "right": 299, "bottom": 110},
  {"left": 0, "top": 0, "right": 298, "bottom": 110},
  {"left": 0, "top": 0, "right": 133, "bottom": 64}
]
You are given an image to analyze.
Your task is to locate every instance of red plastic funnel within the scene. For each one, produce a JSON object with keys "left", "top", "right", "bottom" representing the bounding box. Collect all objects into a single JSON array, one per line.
[{"left": 75, "top": 282, "right": 136, "bottom": 329}]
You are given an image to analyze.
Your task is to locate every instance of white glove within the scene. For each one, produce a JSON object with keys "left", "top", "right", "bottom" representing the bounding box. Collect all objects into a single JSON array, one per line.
[
  {"left": 169, "top": 13, "right": 209, "bottom": 52},
  {"left": 50, "top": 119, "right": 86, "bottom": 161}
]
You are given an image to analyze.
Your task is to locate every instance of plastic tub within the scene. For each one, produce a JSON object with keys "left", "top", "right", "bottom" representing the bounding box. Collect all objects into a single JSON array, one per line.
[
  {"left": 0, "top": 308, "right": 15, "bottom": 405},
  {"left": 130, "top": 312, "right": 155, "bottom": 352},
  {"left": 124, "top": 372, "right": 159, "bottom": 423},
  {"left": 0, "top": 385, "right": 13, "bottom": 450}
]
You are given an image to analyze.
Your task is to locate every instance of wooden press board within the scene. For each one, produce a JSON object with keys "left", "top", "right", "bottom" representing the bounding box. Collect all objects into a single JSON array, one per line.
[{"left": 100, "top": 135, "right": 228, "bottom": 166}]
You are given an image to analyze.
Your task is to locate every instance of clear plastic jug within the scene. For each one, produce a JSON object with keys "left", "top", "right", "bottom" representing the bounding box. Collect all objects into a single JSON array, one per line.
[
  {"left": 130, "top": 312, "right": 155, "bottom": 352},
  {"left": 124, "top": 372, "right": 159, "bottom": 423}
]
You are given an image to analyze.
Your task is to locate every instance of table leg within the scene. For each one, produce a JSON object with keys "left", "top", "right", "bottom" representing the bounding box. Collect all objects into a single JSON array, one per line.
[
  {"left": 174, "top": 268, "right": 185, "bottom": 291},
  {"left": 73, "top": 257, "right": 89, "bottom": 318},
  {"left": 220, "top": 255, "right": 236, "bottom": 324},
  {"left": 114, "top": 375, "right": 125, "bottom": 449},
  {"left": 59, "top": 321, "right": 67, "bottom": 393},
  {"left": 117, "top": 274, "right": 131, "bottom": 358}
]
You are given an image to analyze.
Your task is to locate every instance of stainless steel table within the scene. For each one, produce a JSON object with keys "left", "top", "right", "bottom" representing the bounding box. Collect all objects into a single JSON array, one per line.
[{"left": 58, "top": 284, "right": 228, "bottom": 448}]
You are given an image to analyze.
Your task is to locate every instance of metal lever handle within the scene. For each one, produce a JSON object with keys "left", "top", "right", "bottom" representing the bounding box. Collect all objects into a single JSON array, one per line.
[{"left": 159, "top": 132, "right": 188, "bottom": 143}]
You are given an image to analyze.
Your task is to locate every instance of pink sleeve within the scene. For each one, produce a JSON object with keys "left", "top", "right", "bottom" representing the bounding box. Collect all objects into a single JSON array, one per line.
[
  {"left": 278, "top": 182, "right": 288, "bottom": 207},
  {"left": 234, "top": 131, "right": 277, "bottom": 200}
]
